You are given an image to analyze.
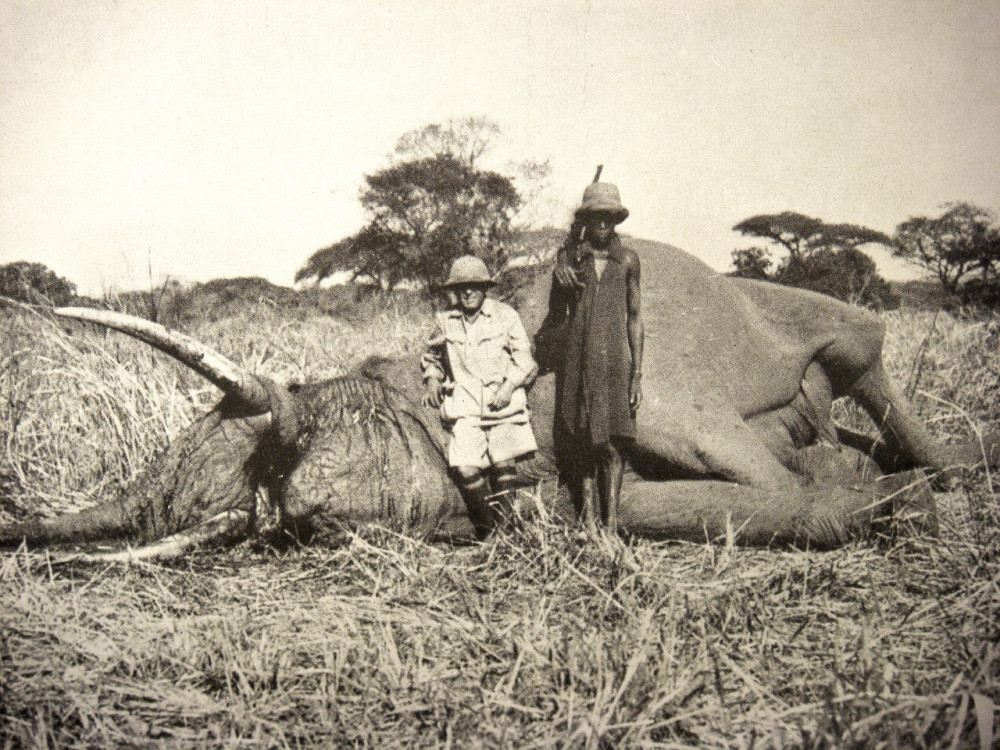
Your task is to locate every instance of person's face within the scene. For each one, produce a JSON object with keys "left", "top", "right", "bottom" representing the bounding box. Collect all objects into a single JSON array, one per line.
[
  {"left": 455, "top": 284, "right": 487, "bottom": 314},
  {"left": 584, "top": 213, "right": 615, "bottom": 248}
]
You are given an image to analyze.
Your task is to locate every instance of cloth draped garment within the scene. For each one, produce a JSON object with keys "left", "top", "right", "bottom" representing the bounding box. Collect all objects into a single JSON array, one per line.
[{"left": 553, "top": 236, "right": 639, "bottom": 446}]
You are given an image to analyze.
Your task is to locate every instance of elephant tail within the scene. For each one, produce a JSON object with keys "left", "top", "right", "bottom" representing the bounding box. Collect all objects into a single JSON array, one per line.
[{"left": 52, "top": 509, "right": 253, "bottom": 563}]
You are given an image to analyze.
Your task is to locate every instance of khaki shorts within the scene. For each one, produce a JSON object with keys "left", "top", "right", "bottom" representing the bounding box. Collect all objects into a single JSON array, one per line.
[{"left": 448, "top": 418, "right": 538, "bottom": 469}]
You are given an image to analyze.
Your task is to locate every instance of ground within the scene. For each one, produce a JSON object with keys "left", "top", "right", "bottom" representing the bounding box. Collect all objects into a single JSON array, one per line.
[{"left": 2, "top": 507, "right": 996, "bottom": 747}]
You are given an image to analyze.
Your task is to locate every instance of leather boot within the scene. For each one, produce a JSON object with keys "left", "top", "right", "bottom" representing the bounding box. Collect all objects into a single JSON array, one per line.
[{"left": 457, "top": 472, "right": 496, "bottom": 540}]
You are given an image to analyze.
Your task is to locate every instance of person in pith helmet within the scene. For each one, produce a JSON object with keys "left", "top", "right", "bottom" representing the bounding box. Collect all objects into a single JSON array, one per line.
[
  {"left": 421, "top": 255, "right": 539, "bottom": 539},
  {"left": 553, "top": 181, "right": 630, "bottom": 288},
  {"left": 536, "top": 179, "right": 644, "bottom": 543}
]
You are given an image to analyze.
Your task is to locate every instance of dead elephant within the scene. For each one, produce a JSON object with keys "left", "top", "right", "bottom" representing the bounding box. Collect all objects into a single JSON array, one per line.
[{"left": 1, "top": 244, "right": 994, "bottom": 559}]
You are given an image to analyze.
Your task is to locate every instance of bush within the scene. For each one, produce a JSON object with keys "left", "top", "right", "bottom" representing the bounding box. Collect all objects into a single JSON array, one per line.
[
  {"left": 731, "top": 247, "right": 773, "bottom": 280},
  {"left": 776, "top": 247, "right": 899, "bottom": 310},
  {"left": 958, "top": 277, "right": 1000, "bottom": 308},
  {"left": 0, "top": 261, "right": 76, "bottom": 306}
]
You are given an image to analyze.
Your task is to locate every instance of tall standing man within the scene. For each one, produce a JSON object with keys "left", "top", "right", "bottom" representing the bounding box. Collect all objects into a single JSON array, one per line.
[
  {"left": 544, "top": 181, "right": 644, "bottom": 537},
  {"left": 421, "top": 255, "right": 539, "bottom": 539}
]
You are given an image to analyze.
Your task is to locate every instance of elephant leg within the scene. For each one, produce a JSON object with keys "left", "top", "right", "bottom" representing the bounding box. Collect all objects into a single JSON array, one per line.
[
  {"left": 847, "top": 368, "right": 1000, "bottom": 474},
  {"left": 637, "top": 411, "right": 803, "bottom": 491},
  {"left": 617, "top": 471, "right": 934, "bottom": 549},
  {"left": 786, "top": 443, "right": 882, "bottom": 485},
  {"left": 836, "top": 427, "right": 911, "bottom": 475},
  {"left": 745, "top": 361, "right": 838, "bottom": 470},
  {"left": 871, "top": 469, "right": 938, "bottom": 537},
  {"left": 848, "top": 361, "right": 950, "bottom": 474}
]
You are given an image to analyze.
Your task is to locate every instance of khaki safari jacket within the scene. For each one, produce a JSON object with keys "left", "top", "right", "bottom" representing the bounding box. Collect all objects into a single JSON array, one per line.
[{"left": 421, "top": 298, "right": 537, "bottom": 425}]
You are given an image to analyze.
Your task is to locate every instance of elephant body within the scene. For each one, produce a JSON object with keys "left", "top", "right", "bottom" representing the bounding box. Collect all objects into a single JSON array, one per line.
[{"left": 2, "top": 241, "right": 983, "bottom": 558}]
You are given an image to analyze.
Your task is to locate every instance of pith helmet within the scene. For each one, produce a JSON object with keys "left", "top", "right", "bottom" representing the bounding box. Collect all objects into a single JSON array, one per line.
[
  {"left": 441, "top": 255, "right": 495, "bottom": 288},
  {"left": 575, "top": 182, "right": 629, "bottom": 224}
]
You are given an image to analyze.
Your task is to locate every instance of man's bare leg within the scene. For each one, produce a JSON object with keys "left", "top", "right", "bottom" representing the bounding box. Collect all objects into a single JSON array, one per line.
[
  {"left": 597, "top": 440, "right": 625, "bottom": 535},
  {"left": 580, "top": 471, "right": 600, "bottom": 537}
]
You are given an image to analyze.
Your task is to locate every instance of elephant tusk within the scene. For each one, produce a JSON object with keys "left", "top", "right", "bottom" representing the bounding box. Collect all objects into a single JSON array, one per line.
[
  {"left": 52, "top": 509, "right": 252, "bottom": 563},
  {"left": 55, "top": 307, "right": 271, "bottom": 414}
]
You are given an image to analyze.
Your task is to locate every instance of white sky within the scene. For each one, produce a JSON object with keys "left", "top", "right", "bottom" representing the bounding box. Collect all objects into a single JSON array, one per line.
[{"left": 2, "top": 0, "right": 998, "bottom": 295}]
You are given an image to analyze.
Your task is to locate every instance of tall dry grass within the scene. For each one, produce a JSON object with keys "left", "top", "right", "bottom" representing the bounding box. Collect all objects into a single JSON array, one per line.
[{"left": 1, "top": 299, "right": 998, "bottom": 748}]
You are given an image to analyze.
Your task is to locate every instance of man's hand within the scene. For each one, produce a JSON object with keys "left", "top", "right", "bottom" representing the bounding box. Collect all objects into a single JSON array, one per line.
[
  {"left": 488, "top": 380, "right": 516, "bottom": 411},
  {"left": 553, "top": 263, "right": 584, "bottom": 289},
  {"left": 422, "top": 377, "right": 443, "bottom": 408},
  {"left": 630, "top": 373, "right": 642, "bottom": 414}
]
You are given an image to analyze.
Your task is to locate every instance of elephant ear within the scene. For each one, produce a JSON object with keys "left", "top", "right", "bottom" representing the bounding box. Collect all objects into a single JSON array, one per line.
[
  {"left": 55, "top": 308, "right": 272, "bottom": 414},
  {"left": 355, "top": 356, "right": 450, "bottom": 453}
]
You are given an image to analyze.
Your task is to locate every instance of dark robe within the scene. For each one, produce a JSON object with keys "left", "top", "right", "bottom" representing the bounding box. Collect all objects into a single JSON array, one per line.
[{"left": 549, "top": 236, "right": 638, "bottom": 446}]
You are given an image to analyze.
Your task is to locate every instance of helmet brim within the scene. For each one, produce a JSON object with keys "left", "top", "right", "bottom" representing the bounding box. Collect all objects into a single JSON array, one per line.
[
  {"left": 575, "top": 205, "right": 630, "bottom": 224},
  {"left": 440, "top": 278, "right": 496, "bottom": 289}
]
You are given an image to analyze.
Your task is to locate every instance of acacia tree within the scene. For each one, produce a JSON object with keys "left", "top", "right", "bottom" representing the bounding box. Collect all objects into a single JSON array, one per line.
[
  {"left": 298, "top": 120, "right": 524, "bottom": 291},
  {"left": 733, "top": 212, "right": 825, "bottom": 264},
  {"left": 893, "top": 202, "right": 1000, "bottom": 299},
  {"left": 731, "top": 212, "right": 897, "bottom": 308},
  {"left": 733, "top": 212, "right": 891, "bottom": 263},
  {"left": 295, "top": 226, "right": 410, "bottom": 291},
  {"left": 0, "top": 261, "right": 76, "bottom": 306}
]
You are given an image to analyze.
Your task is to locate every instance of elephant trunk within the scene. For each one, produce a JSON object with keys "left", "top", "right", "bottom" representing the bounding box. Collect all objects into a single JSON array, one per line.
[
  {"left": 55, "top": 509, "right": 253, "bottom": 563},
  {"left": 0, "top": 493, "right": 141, "bottom": 548},
  {"left": 1, "top": 408, "right": 271, "bottom": 551}
]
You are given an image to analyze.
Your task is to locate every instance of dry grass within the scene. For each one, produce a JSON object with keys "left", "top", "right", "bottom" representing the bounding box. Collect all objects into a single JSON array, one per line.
[{"left": 1, "top": 300, "right": 998, "bottom": 748}]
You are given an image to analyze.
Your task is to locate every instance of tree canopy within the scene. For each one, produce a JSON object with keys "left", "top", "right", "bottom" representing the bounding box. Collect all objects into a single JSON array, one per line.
[
  {"left": 733, "top": 212, "right": 891, "bottom": 261},
  {"left": 297, "top": 119, "right": 526, "bottom": 292},
  {"left": 731, "top": 212, "right": 897, "bottom": 309},
  {"left": 392, "top": 117, "right": 501, "bottom": 168},
  {"left": 893, "top": 202, "right": 1000, "bottom": 302}
]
